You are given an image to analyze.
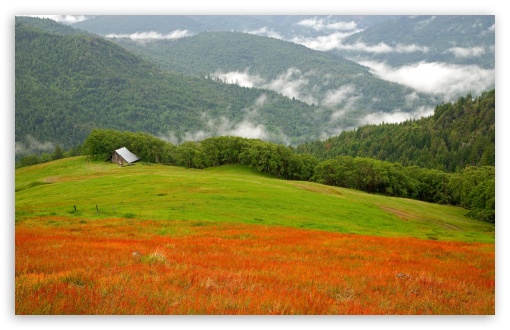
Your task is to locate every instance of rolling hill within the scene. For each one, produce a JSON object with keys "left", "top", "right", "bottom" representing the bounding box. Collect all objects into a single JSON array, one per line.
[
  {"left": 15, "top": 156, "right": 494, "bottom": 243},
  {"left": 14, "top": 151, "right": 495, "bottom": 315}
]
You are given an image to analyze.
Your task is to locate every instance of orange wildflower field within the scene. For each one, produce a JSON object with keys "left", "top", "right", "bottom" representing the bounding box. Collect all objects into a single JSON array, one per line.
[{"left": 15, "top": 217, "right": 495, "bottom": 315}]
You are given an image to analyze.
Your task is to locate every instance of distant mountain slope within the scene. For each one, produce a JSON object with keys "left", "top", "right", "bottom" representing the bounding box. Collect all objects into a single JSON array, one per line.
[
  {"left": 296, "top": 90, "right": 495, "bottom": 172},
  {"left": 336, "top": 15, "right": 495, "bottom": 68},
  {"left": 71, "top": 15, "right": 494, "bottom": 105},
  {"left": 16, "top": 16, "right": 93, "bottom": 36},
  {"left": 15, "top": 17, "right": 332, "bottom": 157},
  {"left": 71, "top": 15, "right": 398, "bottom": 39},
  {"left": 111, "top": 31, "right": 437, "bottom": 128}
]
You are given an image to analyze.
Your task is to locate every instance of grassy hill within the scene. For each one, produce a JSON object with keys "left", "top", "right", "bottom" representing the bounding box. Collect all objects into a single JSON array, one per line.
[{"left": 15, "top": 157, "right": 494, "bottom": 243}]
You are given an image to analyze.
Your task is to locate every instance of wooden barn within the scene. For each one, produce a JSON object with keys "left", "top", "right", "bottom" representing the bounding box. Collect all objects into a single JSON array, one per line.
[{"left": 111, "top": 147, "right": 140, "bottom": 166}]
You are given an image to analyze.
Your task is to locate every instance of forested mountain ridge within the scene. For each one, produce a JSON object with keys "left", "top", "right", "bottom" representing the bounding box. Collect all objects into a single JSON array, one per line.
[
  {"left": 296, "top": 90, "right": 495, "bottom": 172},
  {"left": 114, "top": 31, "right": 364, "bottom": 79},
  {"left": 71, "top": 15, "right": 494, "bottom": 107},
  {"left": 336, "top": 15, "right": 495, "bottom": 68},
  {"left": 15, "top": 16, "right": 94, "bottom": 36},
  {"left": 110, "top": 30, "right": 436, "bottom": 128},
  {"left": 71, "top": 15, "right": 398, "bottom": 40},
  {"left": 15, "top": 17, "right": 336, "bottom": 157}
]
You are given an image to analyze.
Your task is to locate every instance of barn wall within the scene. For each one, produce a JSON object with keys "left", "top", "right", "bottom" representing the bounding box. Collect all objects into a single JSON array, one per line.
[{"left": 112, "top": 152, "right": 125, "bottom": 164}]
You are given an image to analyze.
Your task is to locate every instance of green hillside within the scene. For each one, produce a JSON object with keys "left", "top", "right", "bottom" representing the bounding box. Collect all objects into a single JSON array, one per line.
[
  {"left": 15, "top": 157, "right": 494, "bottom": 243},
  {"left": 15, "top": 17, "right": 327, "bottom": 156}
]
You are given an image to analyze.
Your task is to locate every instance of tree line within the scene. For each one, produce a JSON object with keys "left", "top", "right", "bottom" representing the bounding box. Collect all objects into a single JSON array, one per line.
[
  {"left": 297, "top": 90, "right": 495, "bottom": 173},
  {"left": 68, "top": 128, "right": 493, "bottom": 223}
]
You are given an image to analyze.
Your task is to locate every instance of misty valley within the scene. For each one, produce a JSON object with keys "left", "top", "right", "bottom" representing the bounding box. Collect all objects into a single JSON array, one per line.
[{"left": 15, "top": 15, "right": 495, "bottom": 315}]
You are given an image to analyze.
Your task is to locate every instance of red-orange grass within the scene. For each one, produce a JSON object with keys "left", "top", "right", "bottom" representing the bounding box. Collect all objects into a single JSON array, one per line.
[{"left": 15, "top": 217, "right": 495, "bottom": 314}]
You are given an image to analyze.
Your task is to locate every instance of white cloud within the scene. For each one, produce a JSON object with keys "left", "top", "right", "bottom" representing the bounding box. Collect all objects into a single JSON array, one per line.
[
  {"left": 291, "top": 31, "right": 360, "bottom": 51},
  {"left": 321, "top": 85, "right": 359, "bottom": 108},
  {"left": 264, "top": 68, "right": 317, "bottom": 104},
  {"left": 394, "top": 44, "right": 429, "bottom": 53},
  {"left": 212, "top": 68, "right": 317, "bottom": 105},
  {"left": 254, "top": 94, "right": 268, "bottom": 107},
  {"left": 445, "top": 46, "right": 485, "bottom": 58},
  {"left": 342, "top": 42, "right": 428, "bottom": 53},
  {"left": 291, "top": 32, "right": 428, "bottom": 54},
  {"left": 243, "top": 26, "right": 283, "bottom": 39},
  {"left": 15, "top": 135, "right": 54, "bottom": 155},
  {"left": 341, "top": 41, "right": 394, "bottom": 53},
  {"left": 330, "top": 110, "right": 347, "bottom": 121},
  {"left": 161, "top": 108, "right": 272, "bottom": 144},
  {"left": 297, "top": 17, "right": 325, "bottom": 30},
  {"left": 296, "top": 17, "right": 357, "bottom": 31},
  {"left": 228, "top": 121, "right": 268, "bottom": 139},
  {"left": 29, "top": 15, "right": 88, "bottom": 24},
  {"left": 212, "top": 69, "right": 264, "bottom": 88},
  {"left": 105, "top": 30, "right": 192, "bottom": 41},
  {"left": 405, "top": 91, "right": 420, "bottom": 104},
  {"left": 359, "top": 60, "right": 495, "bottom": 101},
  {"left": 360, "top": 106, "right": 434, "bottom": 126},
  {"left": 182, "top": 130, "right": 210, "bottom": 142},
  {"left": 156, "top": 132, "right": 179, "bottom": 145},
  {"left": 179, "top": 119, "right": 269, "bottom": 142},
  {"left": 326, "top": 21, "right": 358, "bottom": 31}
]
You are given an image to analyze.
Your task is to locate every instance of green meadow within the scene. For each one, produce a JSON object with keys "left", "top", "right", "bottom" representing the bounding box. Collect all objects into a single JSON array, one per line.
[{"left": 15, "top": 157, "right": 494, "bottom": 243}]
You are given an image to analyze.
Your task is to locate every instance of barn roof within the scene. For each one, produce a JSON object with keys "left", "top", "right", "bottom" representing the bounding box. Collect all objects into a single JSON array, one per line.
[{"left": 115, "top": 147, "right": 140, "bottom": 163}]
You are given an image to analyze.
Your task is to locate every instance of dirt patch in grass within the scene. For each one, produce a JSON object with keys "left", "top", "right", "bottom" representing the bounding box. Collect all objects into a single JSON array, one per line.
[
  {"left": 379, "top": 205, "right": 463, "bottom": 231},
  {"left": 290, "top": 183, "right": 343, "bottom": 196}
]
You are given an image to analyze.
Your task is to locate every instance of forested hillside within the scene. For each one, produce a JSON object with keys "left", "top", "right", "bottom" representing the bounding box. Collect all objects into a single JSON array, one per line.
[
  {"left": 336, "top": 15, "right": 495, "bottom": 68},
  {"left": 112, "top": 31, "right": 435, "bottom": 127},
  {"left": 71, "top": 15, "right": 397, "bottom": 40},
  {"left": 15, "top": 17, "right": 329, "bottom": 158},
  {"left": 296, "top": 90, "right": 495, "bottom": 172}
]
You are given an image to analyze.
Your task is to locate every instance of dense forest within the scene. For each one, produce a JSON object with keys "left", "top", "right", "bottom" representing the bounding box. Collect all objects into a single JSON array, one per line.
[
  {"left": 113, "top": 31, "right": 435, "bottom": 119},
  {"left": 15, "top": 17, "right": 330, "bottom": 158},
  {"left": 296, "top": 90, "right": 495, "bottom": 172},
  {"left": 336, "top": 15, "right": 495, "bottom": 68}
]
